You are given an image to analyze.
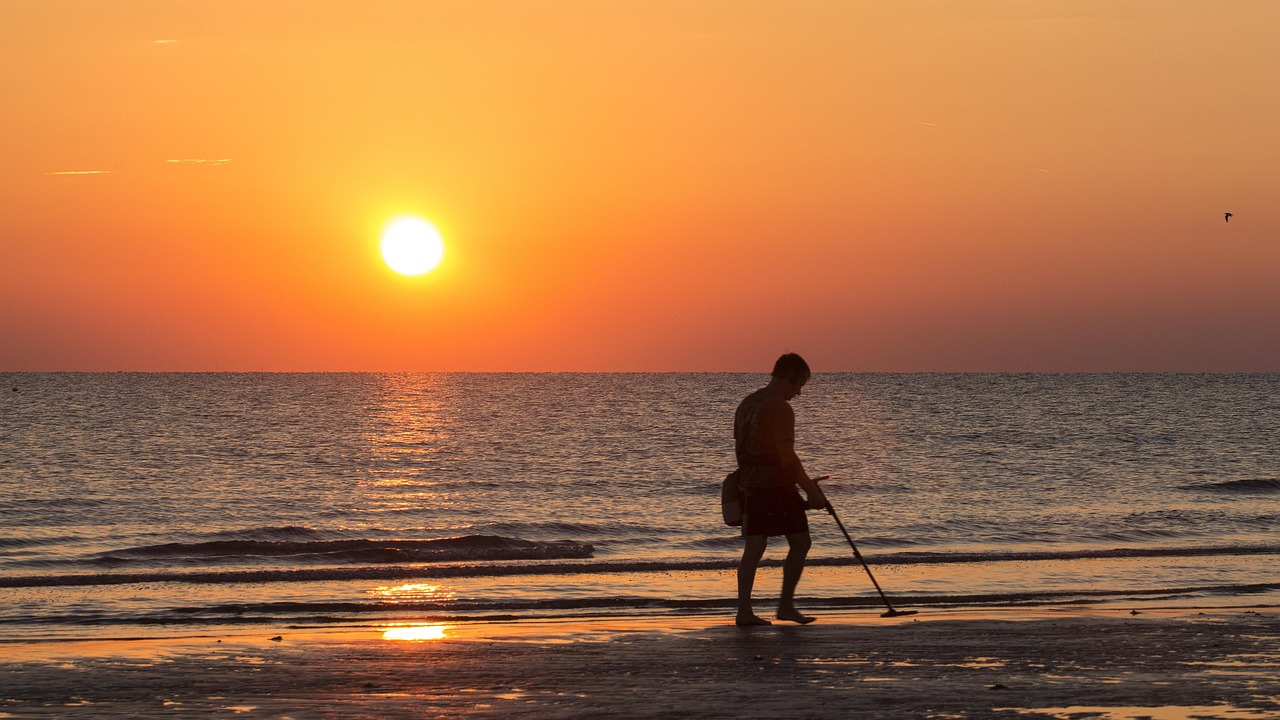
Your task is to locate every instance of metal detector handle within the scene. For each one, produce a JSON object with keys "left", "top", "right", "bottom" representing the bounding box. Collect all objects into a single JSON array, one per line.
[{"left": 807, "top": 475, "right": 830, "bottom": 510}]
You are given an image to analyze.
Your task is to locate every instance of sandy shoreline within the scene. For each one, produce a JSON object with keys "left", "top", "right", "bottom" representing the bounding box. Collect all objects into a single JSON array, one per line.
[{"left": 2, "top": 607, "right": 1278, "bottom": 719}]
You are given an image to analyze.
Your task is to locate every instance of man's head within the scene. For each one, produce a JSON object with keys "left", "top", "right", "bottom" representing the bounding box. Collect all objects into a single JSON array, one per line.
[{"left": 771, "top": 353, "right": 811, "bottom": 387}]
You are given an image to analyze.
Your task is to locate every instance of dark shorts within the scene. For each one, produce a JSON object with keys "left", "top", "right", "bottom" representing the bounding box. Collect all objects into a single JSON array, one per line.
[{"left": 742, "top": 486, "right": 809, "bottom": 537}]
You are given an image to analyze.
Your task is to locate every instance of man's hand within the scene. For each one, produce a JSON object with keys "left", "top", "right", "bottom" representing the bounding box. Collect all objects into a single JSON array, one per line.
[{"left": 806, "top": 476, "right": 830, "bottom": 510}]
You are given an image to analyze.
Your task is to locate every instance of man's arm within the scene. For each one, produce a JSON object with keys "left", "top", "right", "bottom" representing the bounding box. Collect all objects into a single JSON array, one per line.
[{"left": 771, "top": 401, "right": 828, "bottom": 508}]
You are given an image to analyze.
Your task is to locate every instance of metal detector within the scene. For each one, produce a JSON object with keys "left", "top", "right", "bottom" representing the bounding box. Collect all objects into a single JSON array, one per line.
[{"left": 825, "top": 503, "right": 918, "bottom": 618}]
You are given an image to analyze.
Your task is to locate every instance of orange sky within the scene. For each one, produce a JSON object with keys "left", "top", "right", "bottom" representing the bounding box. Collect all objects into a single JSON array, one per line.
[{"left": 3, "top": 1, "right": 1278, "bottom": 371}]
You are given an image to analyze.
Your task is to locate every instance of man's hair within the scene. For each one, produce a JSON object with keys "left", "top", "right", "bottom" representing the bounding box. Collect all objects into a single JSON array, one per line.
[{"left": 771, "top": 353, "right": 811, "bottom": 382}]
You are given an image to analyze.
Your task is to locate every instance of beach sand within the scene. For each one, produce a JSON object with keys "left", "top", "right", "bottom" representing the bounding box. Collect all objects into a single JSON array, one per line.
[{"left": 2, "top": 607, "right": 1277, "bottom": 719}]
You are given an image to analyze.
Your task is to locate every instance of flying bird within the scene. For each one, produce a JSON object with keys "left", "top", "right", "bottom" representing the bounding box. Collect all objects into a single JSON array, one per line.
[{"left": 1225, "top": 212, "right": 1233, "bottom": 222}]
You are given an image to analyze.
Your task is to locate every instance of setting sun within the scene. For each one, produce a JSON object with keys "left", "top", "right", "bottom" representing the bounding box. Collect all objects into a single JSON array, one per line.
[
  {"left": 380, "top": 217, "right": 445, "bottom": 276},
  {"left": 4, "top": 1, "right": 1279, "bottom": 372}
]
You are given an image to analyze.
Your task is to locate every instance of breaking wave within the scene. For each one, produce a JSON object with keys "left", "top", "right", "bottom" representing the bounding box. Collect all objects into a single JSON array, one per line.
[
  {"left": 92, "top": 534, "right": 593, "bottom": 568},
  {"left": 6, "top": 583, "right": 1278, "bottom": 629},
  {"left": 1182, "top": 478, "right": 1280, "bottom": 493},
  {"left": 4, "top": 543, "right": 1274, "bottom": 589}
]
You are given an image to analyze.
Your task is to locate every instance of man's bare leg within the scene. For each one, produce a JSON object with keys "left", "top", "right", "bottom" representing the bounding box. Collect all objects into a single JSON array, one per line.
[
  {"left": 776, "top": 531, "right": 815, "bottom": 624},
  {"left": 736, "top": 534, "right": 771, "bottom": 626}
]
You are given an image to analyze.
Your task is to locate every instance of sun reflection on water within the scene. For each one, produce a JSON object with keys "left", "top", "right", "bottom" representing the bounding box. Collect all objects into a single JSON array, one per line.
[
  {"left": 365, "top": 374, "right": 452, "bottom": 486},
  {"left": 369, "top": 582, "right": 456, "bottom": 602}
]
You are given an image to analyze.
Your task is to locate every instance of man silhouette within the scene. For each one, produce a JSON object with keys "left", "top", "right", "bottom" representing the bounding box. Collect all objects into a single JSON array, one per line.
[{"left": 732, "top": 353, "right": 828, "bottom": 626}]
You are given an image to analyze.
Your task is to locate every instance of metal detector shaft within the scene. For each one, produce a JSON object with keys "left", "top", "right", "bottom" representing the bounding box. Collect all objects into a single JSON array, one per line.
[{"left": 826, "top": 503, "right": 913, "bottom": 616}]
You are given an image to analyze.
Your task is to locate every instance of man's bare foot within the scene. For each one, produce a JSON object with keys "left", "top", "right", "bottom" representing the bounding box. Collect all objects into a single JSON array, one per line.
[
  {"left": 775, "top": 609, "right": 816, "bottom": 624},
  {"left": 735, "top": 614, "right": 772, "bottom": 626}
]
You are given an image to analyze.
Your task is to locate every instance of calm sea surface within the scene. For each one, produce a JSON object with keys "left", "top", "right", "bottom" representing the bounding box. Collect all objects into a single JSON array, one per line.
[{"left": 2, "top": 373, "right": 1277, "bottom": 640}]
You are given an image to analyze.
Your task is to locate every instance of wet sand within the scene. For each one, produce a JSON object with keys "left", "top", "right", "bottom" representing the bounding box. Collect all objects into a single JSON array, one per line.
[{"left": 2, "top": 607, "right": 1277, "bottom": 719}]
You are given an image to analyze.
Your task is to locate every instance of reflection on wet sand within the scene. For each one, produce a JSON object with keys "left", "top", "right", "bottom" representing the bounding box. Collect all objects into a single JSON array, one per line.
[{"left": 381, "top": 624, "right": 452, "bottom": 642}]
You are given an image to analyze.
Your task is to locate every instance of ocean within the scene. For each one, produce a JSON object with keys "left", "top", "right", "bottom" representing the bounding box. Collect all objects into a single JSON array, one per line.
[{"left": 2, "top": 373, "right": 1277, "bottom": 641}]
